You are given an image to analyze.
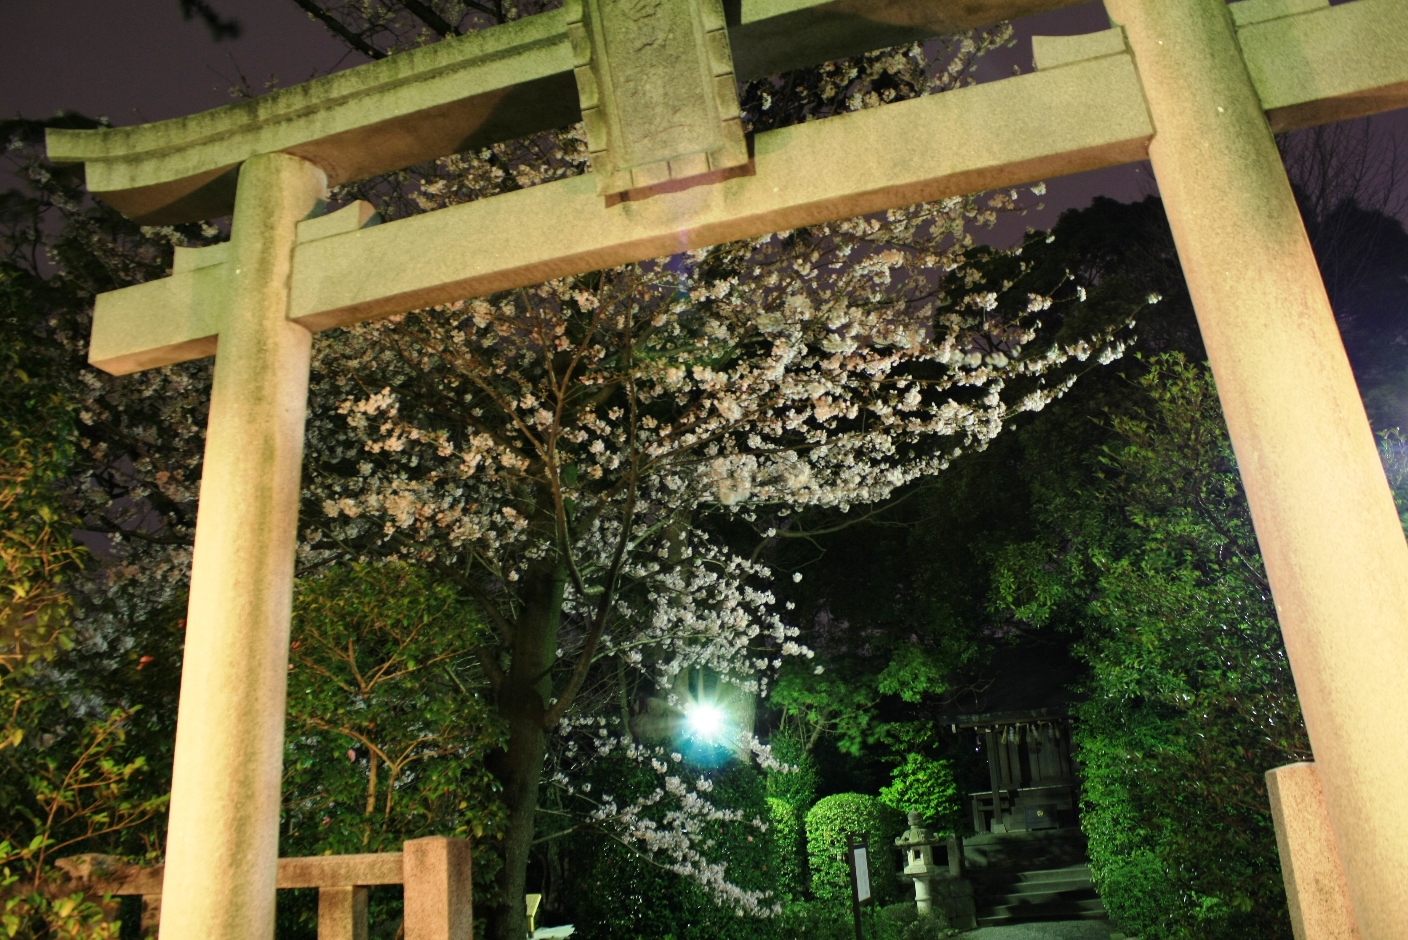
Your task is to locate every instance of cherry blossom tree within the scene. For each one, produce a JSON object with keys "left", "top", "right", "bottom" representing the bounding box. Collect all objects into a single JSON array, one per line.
[{"left": 298, "top": 176, "right": 1129, "bottom": 934}]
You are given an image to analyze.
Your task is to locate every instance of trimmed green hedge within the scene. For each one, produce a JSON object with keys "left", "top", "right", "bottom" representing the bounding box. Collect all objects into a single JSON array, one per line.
[
  {"left": 805, "top": 793, "right": 904, "bottom": 907},
  {"left": 765, "top": 733, "right": 819, "bottom": 810},
  {"left": 767, "top": 797, "right": 805, "bottom": 902}
]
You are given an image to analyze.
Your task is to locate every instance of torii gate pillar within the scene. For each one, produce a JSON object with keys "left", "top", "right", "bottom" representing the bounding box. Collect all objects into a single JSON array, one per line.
[
  {"left": 1107, "top": 0, "right": 1407, "bottom": 934},
  {"left": 160, "top": 152, "right": 326, "bottom": 940}
]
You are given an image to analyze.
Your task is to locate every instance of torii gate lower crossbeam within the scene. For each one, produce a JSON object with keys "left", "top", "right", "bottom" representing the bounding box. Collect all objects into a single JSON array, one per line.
[{"left": 43, "top": 0, "right": 1408, "bottom": 937}]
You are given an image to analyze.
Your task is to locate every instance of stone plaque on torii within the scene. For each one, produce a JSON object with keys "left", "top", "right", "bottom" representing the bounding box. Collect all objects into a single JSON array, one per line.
[{"left": 44, "top": 0, "right": 1408, "bottom": 937}]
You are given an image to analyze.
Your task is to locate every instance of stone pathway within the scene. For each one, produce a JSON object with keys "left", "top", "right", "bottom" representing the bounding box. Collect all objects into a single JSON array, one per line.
[{"left": 963, "top": 921, "right": 1117, "bottom": 940}]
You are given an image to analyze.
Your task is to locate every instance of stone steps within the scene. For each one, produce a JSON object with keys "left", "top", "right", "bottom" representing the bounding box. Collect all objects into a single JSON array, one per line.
[
  {"left": 963, "top": 829, "right": 1092, "bottom": 872},
  {"left": 1011, "top": 866, "right": 1095, "bottom": 885},
  {"left": 974, "top": 864, "right": 1107, "bottom": 927}
]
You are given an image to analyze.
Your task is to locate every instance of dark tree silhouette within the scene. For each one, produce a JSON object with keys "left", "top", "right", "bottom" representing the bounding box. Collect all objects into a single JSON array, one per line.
[{"left": 178, "top": 0, "right": 242, "bottom": 41}]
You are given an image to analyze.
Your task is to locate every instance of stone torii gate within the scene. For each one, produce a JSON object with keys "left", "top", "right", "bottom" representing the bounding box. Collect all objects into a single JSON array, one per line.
[{"left": 44, "top": 0, "right": 1408, "bottom": 937}]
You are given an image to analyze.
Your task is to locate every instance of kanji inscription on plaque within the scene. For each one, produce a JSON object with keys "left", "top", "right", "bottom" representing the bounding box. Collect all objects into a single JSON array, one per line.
[{"left": 566, "top": 0, "right": 748, "bottom": 196}]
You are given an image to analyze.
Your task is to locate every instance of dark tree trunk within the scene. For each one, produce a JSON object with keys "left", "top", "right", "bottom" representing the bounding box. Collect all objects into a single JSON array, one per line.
[{"left": 487, "top": 558, "right": 564, "bottom": 940}]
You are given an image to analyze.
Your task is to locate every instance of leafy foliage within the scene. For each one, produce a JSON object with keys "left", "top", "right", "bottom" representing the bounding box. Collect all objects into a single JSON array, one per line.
[
  {"left": 766, "top": 797, "right": 805, "bottom": 903},
  {"left": 282, "top": 562, "right": 506, "bottom": 877},
  {"left": 1, "top": 885, "right": 121, "bottom": 940},
  {"left": 878, "top": 754, "right": 958, "bottom": 833},
  {"left": 0, "top": 706, "right": 166, "bottom": 940},
  {"left": 775, "top": 900, "right": 946, "bottom": 940},
  {"left": 764, "top": 731, "right": 819, "bottom": 811},
  {"left": 0, "top": 266, "right": 86, "bottom": 750},
  {"left": 0, "top": 255, "right": 166, "bottom": 940},
  {"left": 756, "top": 209, "right": 1172, "bottom": 809},
  {"left": 770, "top": 667, "right": 885, "bottom": 759},
  {"left": 1377, "top": 427, "right": 1408, "bottom": 527},
  {"left": 804, "top": 793, "right": 903, "bottom": 908},
  {"left": 991, "top": 355, "right": 1309, "bottom": 939}
]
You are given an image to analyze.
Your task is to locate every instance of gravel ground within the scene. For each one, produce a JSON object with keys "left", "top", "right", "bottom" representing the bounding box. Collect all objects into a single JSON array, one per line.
[{"left": 962, "top": 921, "right": 1118, "bottom": 940}]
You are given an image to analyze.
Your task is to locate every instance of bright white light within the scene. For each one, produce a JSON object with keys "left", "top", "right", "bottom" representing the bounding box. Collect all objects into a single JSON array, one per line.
[{"left": 686, "top": 702, "right": 726, "bottom": 742}]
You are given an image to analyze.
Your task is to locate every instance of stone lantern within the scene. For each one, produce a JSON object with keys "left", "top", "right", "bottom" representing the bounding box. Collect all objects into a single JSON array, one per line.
[{"left": 894, "top": 812, "right": 943, "bottom": 916}]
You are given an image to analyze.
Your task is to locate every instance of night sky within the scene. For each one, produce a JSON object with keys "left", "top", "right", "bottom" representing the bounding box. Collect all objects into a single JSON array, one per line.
[{"left": 0, "top": 1, "right": 1402, "bottom": 244}]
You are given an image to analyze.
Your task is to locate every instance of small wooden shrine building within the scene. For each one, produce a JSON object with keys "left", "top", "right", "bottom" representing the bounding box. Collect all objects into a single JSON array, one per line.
[{"left": 942, "top": 643, "right": 1084, "bottom": 835}]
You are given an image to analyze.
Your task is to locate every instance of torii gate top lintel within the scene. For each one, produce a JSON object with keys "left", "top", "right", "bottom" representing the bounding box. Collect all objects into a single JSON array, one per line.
[
  {"left": 43, "top": 0, "right": 1097, "bottom": 224},
  {"left": 58, "top": 0, "right": 1408, "bottom": 378},
  {"left": 45, "top": 0, "right": 1406, "bottom": 227}
]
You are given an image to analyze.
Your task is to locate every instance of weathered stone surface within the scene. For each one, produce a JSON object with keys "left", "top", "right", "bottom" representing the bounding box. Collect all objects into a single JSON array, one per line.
[
  {"left": 1230, "top": 0, "right": 1329, "bottom": 26},
  {"left": 1237, "top": 0, "right": 1408, "bottom": 130},
  {"left": 1030, "top": 27, "right": 1125, "bottom": 70},
  {"left": 1267, "top": 763, "right": 1361, "bottom": 940},
  {"left": 567, "top": 0, "right": 746, "bottom": 195},
  {"left": 277, "top": 854, "right": 406, "bottom": 889},
  {"left": 156, "top": 152, "right": 326, "bottom": 940},
  {"left": 77, "top": 853, "right": 400, "bottom": 940},
  {"left": 287, "top": 45, "right": 1132, "bottom": 309},
  {"left": 82, "top": 853, "right": 407, "bottom": 897},
  {"left": 87, "top": 200, "right": 378, "bottom": 374},
  {"left": 83, "top": 1, "right": 1408, "bottom": 376},
  {"left": 403, "top": 837, "right": 473, "bottom": 940},
  {"left": 48, "top": 0, "right": 1398, "bottom": 222},
  {"left": 44, "top": 0, "right": 1093, "bottom": 223},
  {"left": 90, "top": 47, "right": 1152, "bottom": 371},
  {"left": 45, "top": 13, "right": 574, "bottom": 224},
  {"left": 318, "top": 885, "right": 370, "bottom": 940},
  {"left": 141, "top": 895, "right": 161, "bottom": 938}
]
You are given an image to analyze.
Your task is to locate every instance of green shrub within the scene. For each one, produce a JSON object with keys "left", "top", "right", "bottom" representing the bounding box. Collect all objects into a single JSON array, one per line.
[
  {"left": 805, "top": 793, "right": 903, "bottom": 907},
  {"left": 992, "top": 357, "right": 1309, "bottom": 939},
  {"left": 766, "top": 733, "right": 819, "bottom": 809},
  {"left": 564, "top": 760, "right": 783, "bottom": 940},
  {"left": 767, "top": 797, "right": 806, "bottom": 901},
  {"left": 1090, "top": 845, "right": 1182, "bottom": 934},
  {"left": 777, "top": 901, "right": 940, "bottom": 940},
  {"left": 277, "top": 562, "right": 505, "bottom": 938},
  {"left": 881, "top": 903, "right": 952, "bottom": 940},
  {"left": 878, "top": 754, "right": 958, "bottom": 833},
  {"left": 901, "top": 914, "right": 952, "bottom": 940},
  {"left": 776, "top": 901, "right": 854, "bottom": 940}
]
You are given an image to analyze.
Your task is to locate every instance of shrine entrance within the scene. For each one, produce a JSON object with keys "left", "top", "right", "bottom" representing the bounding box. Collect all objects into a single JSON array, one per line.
[{"left": 45, "top": 1, "right": 1408, "bottom": 937}]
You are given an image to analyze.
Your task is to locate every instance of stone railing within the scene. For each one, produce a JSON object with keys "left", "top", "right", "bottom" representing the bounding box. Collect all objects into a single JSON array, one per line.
[{"left": 55, "top": 836, "right": 471, "bottom": 940}]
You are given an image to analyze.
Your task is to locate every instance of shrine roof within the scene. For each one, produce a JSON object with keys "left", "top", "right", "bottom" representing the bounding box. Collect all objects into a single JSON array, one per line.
[{"left": 938, "top": 640, "right": 1084, "bottom": 729}]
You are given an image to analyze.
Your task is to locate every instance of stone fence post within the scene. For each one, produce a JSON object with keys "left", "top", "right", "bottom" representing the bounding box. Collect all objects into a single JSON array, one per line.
[{"left": 403, "top": 836, "right": 474, "bottom": 940}]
